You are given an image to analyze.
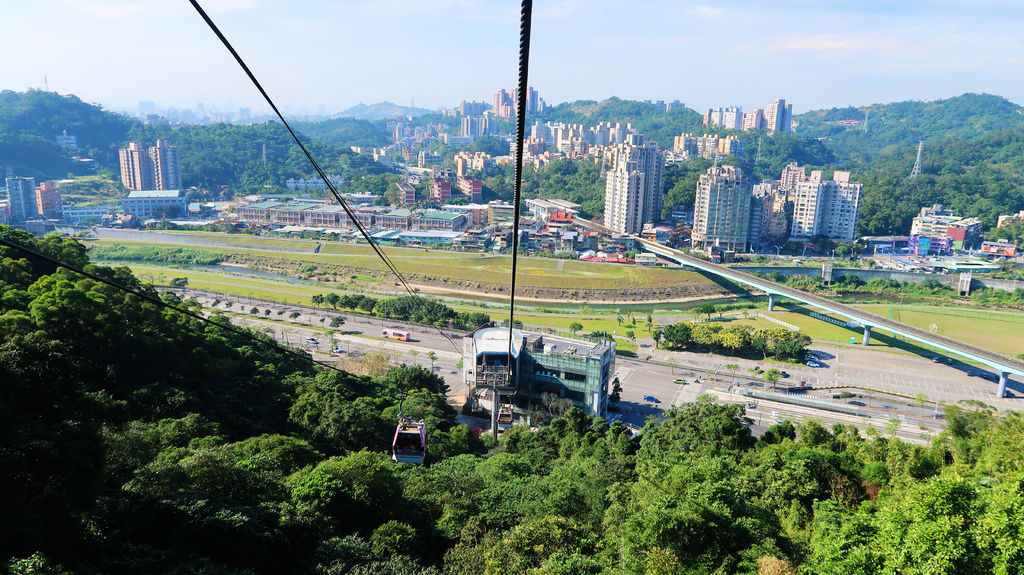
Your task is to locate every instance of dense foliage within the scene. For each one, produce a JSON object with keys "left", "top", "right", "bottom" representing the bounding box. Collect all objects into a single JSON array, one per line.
[
  {"left": 795, "top": 92, "right": 1024, "bottom": 163},
  {"left": 659, "top": 321, "right": 811, "bottom": 362},
  {"left": 8, "top": 224, "right": 1024, "bottom": 574}
]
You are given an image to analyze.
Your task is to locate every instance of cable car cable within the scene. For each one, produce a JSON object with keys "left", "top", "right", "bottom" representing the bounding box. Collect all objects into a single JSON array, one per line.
[
  {"left": 188, "top": 0, "right": 460, "bottom": 353},
  {"left": 505, "top": 0, "right": 534, "bottom": 391},
  {"left": 0, "top": 236, "right": 350, "bottom": 374}
]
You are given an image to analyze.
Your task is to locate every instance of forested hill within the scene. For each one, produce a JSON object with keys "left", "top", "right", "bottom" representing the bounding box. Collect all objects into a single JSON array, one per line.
[
  {"left": 851, "top": 125, "right": 1024, "bottom": 235},
  {"left": 0, "top": 90, "right": 133, "bottom": 177},
  {"left": 5, "top": 221, "right": 1024, "bottom": 574},
  {"left": 796, "top": 93, "right": 1024, "bottom": 163},
  {"left": 293, "top": 117, "right": 391, "bottom": 149}
]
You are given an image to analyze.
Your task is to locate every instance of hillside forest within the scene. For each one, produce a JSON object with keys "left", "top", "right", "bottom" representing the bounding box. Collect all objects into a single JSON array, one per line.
[{"left": 4, "top": 225, "right": 1024, "bottom": 574}]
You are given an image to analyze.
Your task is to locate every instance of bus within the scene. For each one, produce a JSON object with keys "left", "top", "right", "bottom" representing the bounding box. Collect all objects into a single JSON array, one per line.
[{"left": 382, "top": 328, "right": 410, "bottom": 341}]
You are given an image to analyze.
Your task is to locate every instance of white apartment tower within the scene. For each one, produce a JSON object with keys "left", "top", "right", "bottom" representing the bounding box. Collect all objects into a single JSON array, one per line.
[
  {"left": 790, "top": 167, "right": 861, "bottom": 242},
  {"left": 692, "top": 165, "right": 749, "bottom": 252},
  {"left": 765, "top": 99, "right": 793, "bottom": 135},
  {"left": 603, "top": 134, "right": 665, "bottom": 234}
]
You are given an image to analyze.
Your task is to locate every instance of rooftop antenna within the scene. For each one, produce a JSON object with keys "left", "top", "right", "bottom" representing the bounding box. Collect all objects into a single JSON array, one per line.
[
  {"left": 863, "top": 110, "right": 868, "bottom": 133},
  {"left": 754, "top": 136, "right": 762, "bottom": 165},
  {"left": 910, "top": 140, "right": 923, "bottom": 178},
  {"left": 261, "top": 143, "right": 267, "bottom": 168},
  {"left": 44, "top": 75, "right": 48, "bottom": 91}
]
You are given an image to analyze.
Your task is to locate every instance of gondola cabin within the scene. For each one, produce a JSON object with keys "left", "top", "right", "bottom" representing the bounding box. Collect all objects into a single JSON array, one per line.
[
  {"left": 392, "top": 419, "right": 427, "bottom": 465},
  {"left": 497, "top": 408, "right": 514, "bottom": 428}
]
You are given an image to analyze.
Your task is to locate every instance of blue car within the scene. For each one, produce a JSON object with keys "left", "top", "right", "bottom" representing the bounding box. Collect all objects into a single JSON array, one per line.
[{"left": 643, "top": 395, "right": 661, "bottom": 404}]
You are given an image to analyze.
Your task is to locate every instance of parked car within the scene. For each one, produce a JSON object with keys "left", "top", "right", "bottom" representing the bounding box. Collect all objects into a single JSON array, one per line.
[
  {"left": 642, "top": 395, "right": 661, "bottom": 404},
  {"left": 673, "top": 378, "right": 687, "bottom": 384}
]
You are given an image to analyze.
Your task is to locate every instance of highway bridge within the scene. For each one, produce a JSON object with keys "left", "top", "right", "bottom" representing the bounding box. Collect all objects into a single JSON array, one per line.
[{"left": 574, "top": 218, "right": 1024, "bottom": 397}]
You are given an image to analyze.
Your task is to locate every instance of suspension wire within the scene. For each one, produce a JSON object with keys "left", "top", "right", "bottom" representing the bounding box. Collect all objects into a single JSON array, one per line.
[
  {"left": 0, "top": 236, "right": 349, "bottom": 374},
  {"left": 188, "top": 0, "right": 460, "bottom": 353},
  {"left": 505, "top": 0, "right": 534, "bottom": 390}
]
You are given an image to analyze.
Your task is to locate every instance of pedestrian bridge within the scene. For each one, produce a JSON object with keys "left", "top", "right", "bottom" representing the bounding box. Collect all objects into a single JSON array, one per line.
[{"left": 574, "top": 218, "right": 1024, "bottom": 397}]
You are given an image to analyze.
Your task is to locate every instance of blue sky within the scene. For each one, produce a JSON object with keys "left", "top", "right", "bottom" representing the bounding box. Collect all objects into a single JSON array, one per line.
[{"left": 3, "top": 0, "right": 1023, "bottom": 115}]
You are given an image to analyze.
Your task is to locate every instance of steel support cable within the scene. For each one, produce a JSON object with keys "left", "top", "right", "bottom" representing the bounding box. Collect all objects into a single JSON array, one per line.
[
  {"left": 0, "top": 236, "right": 349, "bottom": 374},
  {"left": 505, "top": 0, "right": 534, "bottom": 392},
  {"left": 188, "top": 0, "right": 460, "bottom": 353}
]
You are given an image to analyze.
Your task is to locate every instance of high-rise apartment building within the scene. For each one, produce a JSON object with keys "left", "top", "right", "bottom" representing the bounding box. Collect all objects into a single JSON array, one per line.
[
  {"left": 742, "top": 109, "right": 765, "bottom": 131},
  {"left": 149, "top": 139, "right": 181, "bottom": 190},
  {"left": 460, "top": 116, "right": 490, "bottom": 138},
  {"left": 602, "top": 134, "right": 665, "bottom": 234},
  {"left": 704, "top": 107, "right": 743, "bottom": 131},
  {"left": 35, "top": 182, "right": 62, "bottom": 219},
  {"left": 692, "top": 165, "right": 749, "bottom": 252},
  {"left": 5, "top": 176, "right": 37, "bottom": 222},
  {"left": 790, "top": 168, "right": 861, "bottom": 242},
  {"left": 119, "top": 142, "right": 154, "bottom": 190},
  {"left": 119, "top": 140, "right": 181, "bottom": 190},
  {"left": 764, "top": 99, "right": 793, "bottom": 135},
  {"left": 493, "top": 89, "right": 514, "bottom": 118}
]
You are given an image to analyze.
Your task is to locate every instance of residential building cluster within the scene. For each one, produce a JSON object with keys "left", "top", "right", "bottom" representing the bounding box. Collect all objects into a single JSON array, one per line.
[
  {"left": 118, "top": 140, "right": 181, "bottom": 191},
  {"left": 672, "top": 133, "right": 746, "bottom": 159},
  {"left": 691, "top": 162, "right": 862, "bottom": 254},
  {"left": 3, "top": 176, "right": 62, "bottom": 223},
  {"left": 703, "top": 98, "right": 794, "bottom": 135},
  {"left": 908, "top": 204, "right": 984, "bottom": 254}
]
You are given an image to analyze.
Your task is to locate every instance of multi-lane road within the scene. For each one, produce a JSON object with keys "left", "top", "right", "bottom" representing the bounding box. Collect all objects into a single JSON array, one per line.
[{"left": 185, "top": 290, "right": 1010, "bottom": 444}]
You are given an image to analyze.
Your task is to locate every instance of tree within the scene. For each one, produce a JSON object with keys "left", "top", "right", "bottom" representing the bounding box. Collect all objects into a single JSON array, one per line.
[
  {"left": 696, "top": 302, "right": 717, "bottom": 320},
  {"left": 610, "top": 377, "right": 623, "bottom": 403},
  {"left": 625, "top": 330, "right": 635, "bottom": 340},
  {"left": 916, "top": 393, "right": 929, "bottom": 417},
  {"left": 249, "top": 306, "right": 259, "bottom": 315},
  {"left": 289, "top": 311, "right": 301, "bottom": 319},
  {"left": 325, "top": 293, "right": 341, "bottom": 309},
  {"left": 652, "top": 328, "right": 662, "bottom": 348},
  {"left": 724, "top": 363, "right": 740, "bottom": 380},
  {"left": 666, "top": 357, "right": 677, "bottom": 374},
  {"left": 427, "top": 351, "right": 437, "bottom": 371},
  {"left": 264, "top": 309, "right": 271, "bottom": 317},
  {"left": 311, "top": 294, "right": 325, "bottom": 309},
  {"left": 569, "top": 322, "right": 583, "bottom": 335},
  {"left": 331, "top": 316, "right": 346, "bottom": 328},
  {"left": 764, "top": 368, "right": 782, "bottom": 390}
]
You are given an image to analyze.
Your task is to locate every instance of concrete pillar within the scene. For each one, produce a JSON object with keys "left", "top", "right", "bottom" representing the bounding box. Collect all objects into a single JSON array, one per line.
[
  {"left": 997, "top": 372, "right": 1010, "bottom": 398},
  {"left": 767, "top": 293, "right": 776, "bottom": 312},
  {"left": 862, "top": 325, "right": 872, "bottom": 346}
]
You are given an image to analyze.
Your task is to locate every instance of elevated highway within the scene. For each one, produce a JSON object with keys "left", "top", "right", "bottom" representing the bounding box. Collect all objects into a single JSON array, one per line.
[{"left": 574, "top": 218, "right": 1024, "bottom": 397}]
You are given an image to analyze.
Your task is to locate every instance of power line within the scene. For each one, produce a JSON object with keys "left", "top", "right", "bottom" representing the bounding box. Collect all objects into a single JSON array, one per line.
[
  {"left": 0, "top": 235, "right": 349, "bottom": 374},
  {"left": 188, "top": 0, "right": 459, "bottom": 353}
]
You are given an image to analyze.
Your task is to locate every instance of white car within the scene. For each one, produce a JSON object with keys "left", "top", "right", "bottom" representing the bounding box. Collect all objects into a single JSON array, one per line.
[{"left": 806, "top": 359, "right": 820, "bottom": 368}]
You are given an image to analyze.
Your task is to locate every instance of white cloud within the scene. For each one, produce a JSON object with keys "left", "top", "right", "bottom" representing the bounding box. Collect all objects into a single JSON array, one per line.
[{"left": 687, "top": 5, "right": 723, "bottom": 17}]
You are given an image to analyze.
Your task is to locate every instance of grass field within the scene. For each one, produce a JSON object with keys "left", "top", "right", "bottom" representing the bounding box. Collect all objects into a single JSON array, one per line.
[{"left": 88, "top": 237, "right": 715, "bottom": 290}]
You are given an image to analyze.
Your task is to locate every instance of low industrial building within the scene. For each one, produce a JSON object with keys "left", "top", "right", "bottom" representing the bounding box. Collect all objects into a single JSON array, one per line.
[{"left": 121, "top": 189, "right": 189, "bottom": 219}]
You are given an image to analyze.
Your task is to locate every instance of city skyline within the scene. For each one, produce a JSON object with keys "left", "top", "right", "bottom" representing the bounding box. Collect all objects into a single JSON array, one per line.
[{"left": 3, "top": 1, "right": 1024, "bottom": 116}]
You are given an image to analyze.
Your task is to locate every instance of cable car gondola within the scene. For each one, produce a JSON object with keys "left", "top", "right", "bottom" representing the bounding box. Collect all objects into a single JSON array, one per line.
[
  {"left": 392, "top": 396, "right": 427, "bottom": 465},
  {"left": 497, "top": 404, "right": 514, "bottom": 428}
]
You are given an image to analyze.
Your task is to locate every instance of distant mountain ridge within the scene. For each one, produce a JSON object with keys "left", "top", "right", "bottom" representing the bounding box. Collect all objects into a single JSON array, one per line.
[{"left": 337, "top": 101, "right": 433, "bottom": 120}]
